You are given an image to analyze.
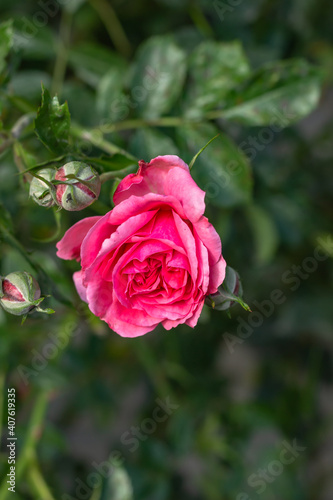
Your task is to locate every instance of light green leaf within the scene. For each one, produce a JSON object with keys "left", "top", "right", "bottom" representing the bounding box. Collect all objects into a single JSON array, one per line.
[
  {"left": 129, "top": 127, "right": 179, "bottom": 160},
  {"left": 177, "top": 123, "right": 253, "bottom": 207},
  {"left": 0, "top": 19, "right": 13, "bottom": 74},
  {"left": 96, "top": 67, "right": 127, "bottom": 122},
  {"left": 183, "top": 40, "right": 250, "bottom": 118},
  {"left": 129, "top": 35, "right": 187, "bottom": 119},
  {"left": 13, "top": 142, "right": 37, "bottom": 170},
  {"left": 212, "top": 59, "right": 323, "bottom": 126},
  {"left": 35, "top": 84, "right": 71, "bottom": 154},
  {"left": 101, "top": 465, "right": 133, "bottom": 500}
]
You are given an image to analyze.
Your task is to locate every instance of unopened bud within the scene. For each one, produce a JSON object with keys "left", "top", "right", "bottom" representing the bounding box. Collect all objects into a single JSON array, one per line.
[
  {"left": 29, "top": 168, "right": 57, "bottom": 208},
  {"left": 205, "top": 266, "right": 249, "bottom": 312},
  {"left": 0, "top": 272, "right": 42, "bottom": 316},
  {"left": 55, "top": 161, "right": 101, "bottom": 211}
]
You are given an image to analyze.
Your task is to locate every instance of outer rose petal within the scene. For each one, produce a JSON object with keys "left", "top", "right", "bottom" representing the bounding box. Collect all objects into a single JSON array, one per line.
[
  {"left": 73, "top": 271, "right": 88, "bottom": 302},
  {"left": 193, "top": 215, "right": 226, "bottom": 293},
  {"left": 113, "top": 155, "right": 206, "bottom": 222},
  {"left": 208, "top": 255, "right": 227, "bottom": 295},
  {"left": 80, "top": 212, "right": 116, "bottom": 270},
  {"left": 114, "top": 155, "right": 188, "bottom": 203},
  {"left": 56, "top": 216, "right": 101, "bottom": 261}
]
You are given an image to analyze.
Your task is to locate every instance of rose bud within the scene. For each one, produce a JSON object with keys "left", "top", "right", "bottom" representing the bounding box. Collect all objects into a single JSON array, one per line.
[
  {"left": 205, "top": 266, "right": 250, "bottom": 312},
  {"left": 55, "top": 161, "right": 101, "bottom": 211},
  {"left": 0, "top": 272, "right": 43, "bottom": 316},
  {"left": 29, "top": 168, "right": 57, "bottom": 208}
]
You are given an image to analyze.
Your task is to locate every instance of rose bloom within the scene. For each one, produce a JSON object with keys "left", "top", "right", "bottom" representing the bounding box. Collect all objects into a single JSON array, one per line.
[{"left": 56, "top": 155, "right": 226, "bottom": 337}]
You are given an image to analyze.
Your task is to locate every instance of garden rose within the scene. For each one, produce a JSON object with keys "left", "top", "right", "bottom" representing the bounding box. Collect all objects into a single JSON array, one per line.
[{"left": 56, "top": 155, "right": 226, "bottom": 337}]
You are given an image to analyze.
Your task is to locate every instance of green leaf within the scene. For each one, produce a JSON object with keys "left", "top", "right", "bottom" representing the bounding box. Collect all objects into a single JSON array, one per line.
[
  {"left": 96, "top": 67, "right": 127, "bottom": 122},
  {"left": 0, "top": 19, "right": 13, "bottom": 75},
  {"left": 247, "top": 205, "right": 279, "bottom": 264},
  {"left": 13, "top": 22, "right": 55, "bottom": 60},
  {"left": 86, "top": 154, "right": 136, "bottom": 172},
  {"left": 177, "top": 123, "right": 253, "bottom": 207},
  {"left": 101, "top": 465, "right": 133, "bottom": 500},
  {"left": 212, "top": 59, "right": 323, "bottom": 126},
  {"left": 129, "top": 35, "right": 187, "bottom": 119},
  {"left": 13, "top": 142, "right": 37, "bottom": 171},
  {"left": 35, "top": 306, "right": 55, "bottom": 314},
  {"left": 11, "top": 70, "right": 52, "bottom": 101},
  {"left": 34, "top": 84, "right": 71, "bottom": 154},
  {"left": 183, "top": 40, "right": 250, "bottom": 118},
  {"left": 129, "top": 127, "right": 179, "bottom": 159},
  {"left": 68, "top": 42, "right": 126, "bottom": 88}
]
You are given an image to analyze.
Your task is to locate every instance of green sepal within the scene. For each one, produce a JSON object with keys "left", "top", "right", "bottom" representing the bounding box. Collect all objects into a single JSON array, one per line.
[{"left": 189, "top": 134, "right": 220, "bottom": 170}]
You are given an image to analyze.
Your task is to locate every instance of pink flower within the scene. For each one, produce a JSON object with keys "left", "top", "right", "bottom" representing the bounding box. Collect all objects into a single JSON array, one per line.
[{"left": 56, "top": 155, "right": 226, "bottom": 337}]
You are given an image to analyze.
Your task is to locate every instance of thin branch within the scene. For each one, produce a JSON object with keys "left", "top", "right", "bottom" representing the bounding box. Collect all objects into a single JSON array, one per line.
[{"left": 88, "top": 0, "right": 131, "bottom": 58}]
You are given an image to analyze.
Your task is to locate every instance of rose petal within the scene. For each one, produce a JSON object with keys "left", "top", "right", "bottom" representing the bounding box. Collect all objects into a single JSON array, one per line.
[
  {"left": 193, "top": 216, "right": 222, "bottom": 262},
  {"left": 114, "top": 156, "right": 205, "bottom": 222},
  {"left": 73, "top": 271, "right": 88, "bottom": 302},
  {"left": 80, "top": 212, "right": 115, "bottom": 270},
  {"left": 208, "top": 255, "right": 227, "bottom": 294},
  {"left": 56, "top": 216, "right": 101, "bottom": 261},
  {"left": 113, "top": 155, "right": 189, "bottom": 204},
  {"left": 110, "top": 193, "right": 186, "bottom": 225},
  {"left": 84, "top": 211, "right": 159, "bottom": 284},
  {"left": 172, "top": 212, "right": 198, "bottom": 282}
]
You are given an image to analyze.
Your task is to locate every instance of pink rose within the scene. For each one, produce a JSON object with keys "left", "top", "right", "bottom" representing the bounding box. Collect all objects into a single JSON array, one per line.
[{"left": 56, "top": 155, "right": 226, "bottom": 337}]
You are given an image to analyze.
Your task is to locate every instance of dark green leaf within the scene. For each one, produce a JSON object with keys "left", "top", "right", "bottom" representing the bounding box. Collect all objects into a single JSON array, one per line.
[
  {"left": 177, "top": 123, "right": 253, "bottom": 207},
  {"left": 183, "top": 40, "right": 250, "bottom": 118},
  {"left": 129, "top": 35, "right": 187, "bottom": 119},
  {"left": 0, "top": 202, "right": 13, "bottom": 233},
  {"left": 212, "top": 59, "right": 323, "bottom": 126},
  {"left": 68, "top": 42, "right": 126, "bottom": 88},
  {"left": 0, "top": 19, "right": 13, "bottom": 74},
  {"left": 86, "top": 154, "right": 136, "bottom": 172},
  {"left": 34, "top": 85, "right": 71, "bottom": 154},
  {"left": 13, "top": 22, "right": 55, "bottom": 60}
]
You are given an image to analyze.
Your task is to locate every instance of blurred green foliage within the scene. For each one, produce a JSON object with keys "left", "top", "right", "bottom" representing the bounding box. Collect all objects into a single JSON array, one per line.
[{"left": 0, "top": 0, "right": 332, "bottom": 499}]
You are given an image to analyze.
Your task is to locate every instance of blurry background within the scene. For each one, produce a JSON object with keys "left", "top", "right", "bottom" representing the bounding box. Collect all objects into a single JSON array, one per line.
[{"left": 0, "top": 0, "right": 333, "bottom": 499}]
